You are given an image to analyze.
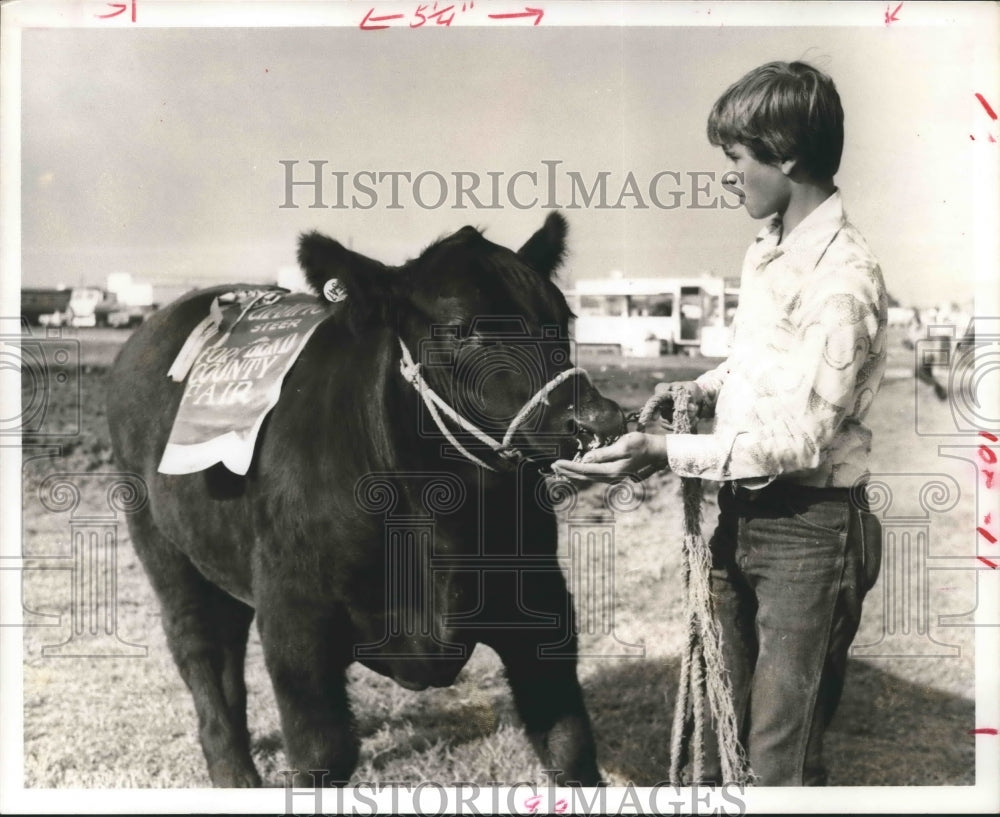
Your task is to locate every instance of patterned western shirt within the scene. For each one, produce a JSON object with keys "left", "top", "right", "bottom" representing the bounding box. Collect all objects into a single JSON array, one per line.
[{"left": 666, "top": 190, "right": 888, "bottom": 489}]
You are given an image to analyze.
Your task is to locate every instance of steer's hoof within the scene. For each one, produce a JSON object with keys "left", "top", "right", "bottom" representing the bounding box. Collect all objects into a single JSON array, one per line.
[{"left": 209, "top": 761, "right": 262, "bottom": 788}]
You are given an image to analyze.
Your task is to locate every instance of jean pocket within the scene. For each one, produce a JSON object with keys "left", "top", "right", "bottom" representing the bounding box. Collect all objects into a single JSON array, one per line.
[
  {"left": 781, "top": 496, "right": 851, "bottom": 535},
  {"left": 855, "top": 510, "right": 883, "bottom": 591}
]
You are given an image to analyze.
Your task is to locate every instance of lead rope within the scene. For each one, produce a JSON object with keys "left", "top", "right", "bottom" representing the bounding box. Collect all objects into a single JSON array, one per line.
[{"left": 636, "top": 389, "right": 754, "bottom": 787}]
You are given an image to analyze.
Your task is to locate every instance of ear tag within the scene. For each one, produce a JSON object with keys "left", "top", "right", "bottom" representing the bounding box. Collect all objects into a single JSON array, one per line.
[{"left": 323, "top": 278, "right": 348, "bottom": 303}]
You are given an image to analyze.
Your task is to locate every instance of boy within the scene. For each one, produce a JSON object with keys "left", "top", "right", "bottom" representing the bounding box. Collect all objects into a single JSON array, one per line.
[{"left": 553, "top": 61, "right": 888, "bottom": 786}]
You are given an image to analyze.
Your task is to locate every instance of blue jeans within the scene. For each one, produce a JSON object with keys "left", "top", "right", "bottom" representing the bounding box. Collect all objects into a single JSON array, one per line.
[{"left": 699, "top": 482, "right": 872, "bottom": 786}]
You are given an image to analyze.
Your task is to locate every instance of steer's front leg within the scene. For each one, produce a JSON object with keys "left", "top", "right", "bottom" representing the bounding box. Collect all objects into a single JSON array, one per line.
[
  {"left": 256, "top": 596, "right": 359, "bottom": 786},
  {"left": 502, "top": 648, "right": 601, "bottom": 786},
  {"left": 484, "top": 574, "right": 601, "bottom": 786}
]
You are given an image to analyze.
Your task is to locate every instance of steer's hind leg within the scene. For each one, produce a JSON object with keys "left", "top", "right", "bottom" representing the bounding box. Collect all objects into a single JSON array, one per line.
[
  {"left": 255, "top": 598, "right": 359, "bottom": 787},
  {"left": 129, "top": 518, "right": 259, "bottom": 787}
]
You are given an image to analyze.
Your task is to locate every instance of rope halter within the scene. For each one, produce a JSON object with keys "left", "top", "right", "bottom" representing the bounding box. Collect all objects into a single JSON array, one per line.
[{"left": 397, "top": 337, "right": 590, "bottom": 472}]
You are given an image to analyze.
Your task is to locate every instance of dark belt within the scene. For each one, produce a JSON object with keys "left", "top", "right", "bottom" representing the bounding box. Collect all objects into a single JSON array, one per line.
[{"left": 732, "top": 480, "right": 867, "bottom": 509}]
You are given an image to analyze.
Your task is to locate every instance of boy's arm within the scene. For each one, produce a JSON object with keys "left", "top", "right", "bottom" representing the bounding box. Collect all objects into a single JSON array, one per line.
[
  {"left": 666, "top": 268, "right": 886, "bottom": 482},
  {"left": 692, "top": 359, "right": 729, "bottom": 411}
]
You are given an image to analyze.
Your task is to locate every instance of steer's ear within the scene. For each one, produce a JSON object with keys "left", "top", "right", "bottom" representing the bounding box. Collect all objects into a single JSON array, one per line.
[
  {"left": 297, "top": 231, "right": 398, "bottom": 328},
  {"left": 517, "top": 211, "right": 568, "bottom": 278}
]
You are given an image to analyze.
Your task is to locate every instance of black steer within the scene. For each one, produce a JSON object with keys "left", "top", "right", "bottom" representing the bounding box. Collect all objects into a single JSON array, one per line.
[{"left": 107, "top": 213, "right": 625, "bottom": 787}]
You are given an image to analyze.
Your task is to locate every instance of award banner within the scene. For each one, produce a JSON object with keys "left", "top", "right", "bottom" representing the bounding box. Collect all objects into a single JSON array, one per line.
[{"left": 158, "top": 289, "right": 334, "bottom": 476}]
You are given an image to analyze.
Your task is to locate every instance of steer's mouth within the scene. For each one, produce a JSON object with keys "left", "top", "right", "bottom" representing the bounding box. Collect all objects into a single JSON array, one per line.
[
  {"left": 572, "top": 425, "right": 611, "bottom": 458},
  {"left": 536, "top": 419, "right": 622, "bottom": 475}
]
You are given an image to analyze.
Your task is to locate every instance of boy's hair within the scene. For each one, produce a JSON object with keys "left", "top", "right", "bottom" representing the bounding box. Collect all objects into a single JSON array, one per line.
[{"left": 707, "top": 61, "right": 844, "bottom": 179}]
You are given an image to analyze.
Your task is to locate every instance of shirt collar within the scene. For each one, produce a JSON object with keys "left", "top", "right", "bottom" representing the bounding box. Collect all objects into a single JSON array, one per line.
[
  {"left": 753, "top": 189, "right": 846, "bottom": 268},
  {"left": 755, "top": 215, "right": 783, "bottom": 247}
]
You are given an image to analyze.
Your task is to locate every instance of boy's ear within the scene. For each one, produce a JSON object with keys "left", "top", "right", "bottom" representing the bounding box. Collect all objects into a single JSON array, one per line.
[{"left": 779, "top": 157, "right": 798, "bottom": 176}]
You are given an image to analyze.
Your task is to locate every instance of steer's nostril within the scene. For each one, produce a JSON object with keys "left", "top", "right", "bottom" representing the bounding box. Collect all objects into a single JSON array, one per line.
[{"left": 573, "top": 421, "right": 599, "bottom": 447}]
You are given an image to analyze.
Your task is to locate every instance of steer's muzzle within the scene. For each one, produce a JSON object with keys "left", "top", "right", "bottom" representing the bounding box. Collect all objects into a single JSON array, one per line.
[{"left": 554, "top": 387, "right": 627, "bottom": 464}]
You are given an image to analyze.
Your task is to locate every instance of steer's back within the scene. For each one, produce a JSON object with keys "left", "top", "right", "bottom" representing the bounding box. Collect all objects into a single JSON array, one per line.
[{"left": 107, "top": 286, "right": 251, "bottom": 476}]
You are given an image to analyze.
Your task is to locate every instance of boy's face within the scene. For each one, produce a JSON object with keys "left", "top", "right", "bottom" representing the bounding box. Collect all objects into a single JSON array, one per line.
[{"left": 723, "top": 143, "right": 791, "bottom": 220}]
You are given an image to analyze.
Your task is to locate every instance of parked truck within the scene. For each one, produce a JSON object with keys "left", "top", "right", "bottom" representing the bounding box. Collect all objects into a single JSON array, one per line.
[{"left": 20, "top": 288, "right": 73, "bottom": 326}]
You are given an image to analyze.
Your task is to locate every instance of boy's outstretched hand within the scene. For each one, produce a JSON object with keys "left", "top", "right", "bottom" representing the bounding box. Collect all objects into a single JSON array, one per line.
[{"left": 550, "top": 431, "right": 670, "bottom": 484}]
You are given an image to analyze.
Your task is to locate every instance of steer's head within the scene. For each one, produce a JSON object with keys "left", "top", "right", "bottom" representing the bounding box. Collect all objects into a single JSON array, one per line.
[{"left": 297, "top": 212, "right": 626, "bottom": 470}]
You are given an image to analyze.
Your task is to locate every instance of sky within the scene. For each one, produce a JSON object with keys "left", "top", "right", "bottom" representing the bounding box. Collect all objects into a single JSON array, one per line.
[{"left": 14, "top": 5, "right": 998, "bottom": 309}]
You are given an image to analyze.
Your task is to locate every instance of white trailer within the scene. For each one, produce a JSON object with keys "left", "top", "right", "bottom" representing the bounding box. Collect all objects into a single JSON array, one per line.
[{"left": 563, "top": 275, "right": 739, "bottom": 357}]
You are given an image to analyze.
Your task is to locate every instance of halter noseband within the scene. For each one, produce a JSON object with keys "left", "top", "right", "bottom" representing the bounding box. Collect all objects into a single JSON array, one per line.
[{"left": 397, "top": 337, "right": 590, "bottom": 472}]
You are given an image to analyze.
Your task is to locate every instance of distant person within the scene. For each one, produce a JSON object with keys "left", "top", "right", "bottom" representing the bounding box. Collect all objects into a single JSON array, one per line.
[
  {"left": 553, "top": 61, "right": 888, "bottom": 785},
  {"left": 949, "top": 303, "right": 974, "bottom": 351},
  {"left": 902, "top": 307, "right": 919, "bottom": 350},
  {"left": 907, "top": 308, "right": 948, "bottom": 401}
]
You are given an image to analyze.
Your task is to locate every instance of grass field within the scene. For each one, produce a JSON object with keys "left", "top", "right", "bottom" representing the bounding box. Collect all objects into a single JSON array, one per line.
[{"left": 18, "top": 327, "right": 980, "bottom": 788}]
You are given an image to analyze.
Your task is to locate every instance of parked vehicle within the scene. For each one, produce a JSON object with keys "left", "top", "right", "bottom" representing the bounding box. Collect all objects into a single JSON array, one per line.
[
  {"left": 20, "top": 288, "right": 72, "bottom": 326},
  {"left": 563, "top": 275, "right": 739, "bottom": 357},
  {"left": 65, "top": 287, "right": 103, "bottom": 327},
  {"left": 94, "top": 293, "right": 152, "bottom": 328}
]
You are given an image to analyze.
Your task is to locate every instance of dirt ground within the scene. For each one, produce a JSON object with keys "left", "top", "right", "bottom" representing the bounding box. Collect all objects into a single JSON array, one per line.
[{"left": 16, "top": 326, "right": 981, "bottom": 788}]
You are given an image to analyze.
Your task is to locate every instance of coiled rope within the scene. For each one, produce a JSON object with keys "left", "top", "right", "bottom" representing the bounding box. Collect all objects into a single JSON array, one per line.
[{"left": 636, "top": 388, "right": 754, "bottom": 786}]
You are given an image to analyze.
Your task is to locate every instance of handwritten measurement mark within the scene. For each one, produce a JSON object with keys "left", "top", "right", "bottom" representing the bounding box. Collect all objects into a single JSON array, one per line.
[
  {"left": 968, "top": 727, "right": 999, "bottom": 735},
  {"left": 975, "top": 94, "right": 998, "bottom": 120},
  {"left": 489, "top": 6, "right": 544, "bottom": 25},
  {"left": 976, "top": 432, "right": 998, "bottom": 562},
  {"left": 360, "top": 2, "right": 480, "bottom": 29},
  {"left": 524, "top": 794, "right": 568, "bottom": 814},
  {"left": 884, "top": 2, "right": 902, "bottom": 25},
  {"left": 360, "top": 8, "right": 405, "bottom": 29},
  {"left": 970, "top": 95, "right": 999, "bottom": 142},
  {"left": 95, "top": 0, "right": 136, "bottom": 21}
]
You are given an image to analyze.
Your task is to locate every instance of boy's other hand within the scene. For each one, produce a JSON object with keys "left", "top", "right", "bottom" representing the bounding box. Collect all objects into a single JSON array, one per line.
[
  {"left": 550, "top": 432, "right": 670, "bottom": 484},
  {"left": 653, "top": 381, "right": 705, "bottom": 428}
]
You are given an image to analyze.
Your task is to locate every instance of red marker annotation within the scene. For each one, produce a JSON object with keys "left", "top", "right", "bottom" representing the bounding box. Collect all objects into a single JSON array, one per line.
[
  {"left": 95, "top": 0, "right": 136, "bottom": 21},
  {"left": 975, "top": 94, "right": 998, "bottom": 121},
  {"left": 360, "top": 8, "right": 405, "bottom": 29},
  {"left": 975, "top": 432, "right": 998, "bottom": 562},
  {"left": 884, "top": 2, "right": 902, "bottom": 25},
  {"left": 970, "top": 95, "right": 999, "bottom": 142},
  {"left": 361, "top": 2, "right": 480, "bottom": 30},
  {"left": 968, "top": 728, "right": 999, "bottom": 735},
  {"left": 981, "top": 433, "right": 998, "bottom": 486},
  {"left": 488, "top": 6, "right": 544, "bottom": 25},
  {"left": 524, "top": 794, "right": 568, "bottom": 813}
]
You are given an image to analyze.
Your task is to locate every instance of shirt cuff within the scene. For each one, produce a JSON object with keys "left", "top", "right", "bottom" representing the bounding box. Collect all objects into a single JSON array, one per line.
[
  {"left": 666, "top": 431, "right": 782, "bottom": 486},
  {"left": 665, "top": 433, "right": 728, "bottom": 480}
]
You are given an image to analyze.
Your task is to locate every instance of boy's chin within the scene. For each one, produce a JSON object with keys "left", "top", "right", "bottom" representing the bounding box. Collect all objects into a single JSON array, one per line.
[{"left": 746, "top": 204, "right": 777, "bottom": 220}]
